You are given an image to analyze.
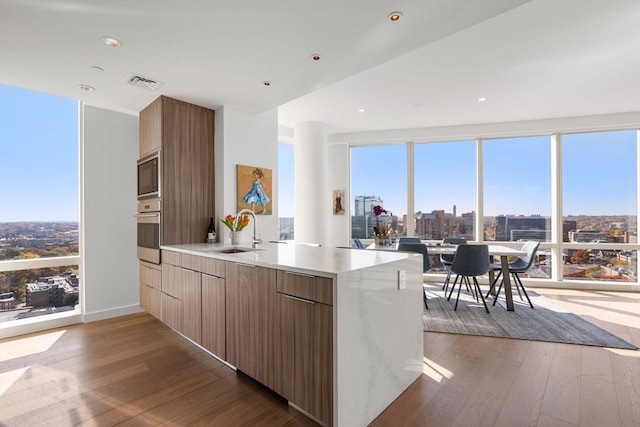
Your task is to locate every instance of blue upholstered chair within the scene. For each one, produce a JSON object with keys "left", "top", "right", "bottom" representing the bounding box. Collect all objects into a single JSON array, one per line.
[
  {"left": 397, "top": 242, "right": 430, "bottom": 310},
  {"left": 446, "top": 244, "right": 490, "bottom": 313},
  {"left": 440, "top": 237, "right": 467, "bottom": 293},
  {"left": 398, "top": 237, "right": 420, "bottom": 244},
  {"left": 486, "top": 240, "right": 540, "bottom": 308}
]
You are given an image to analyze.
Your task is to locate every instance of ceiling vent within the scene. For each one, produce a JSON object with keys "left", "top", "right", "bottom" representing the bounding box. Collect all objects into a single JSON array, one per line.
[{"left": 125, "top": 73, "right": 163, "bottom": 91}]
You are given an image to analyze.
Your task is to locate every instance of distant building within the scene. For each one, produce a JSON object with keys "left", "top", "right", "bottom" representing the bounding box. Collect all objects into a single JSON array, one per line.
[
  {"left": 495, "top": 215, "right": 549, "bottom": 241},
  {"left": 279, "top": 217, "right": 295, "bottom": 240},
  {"left": 354, "top": 195, "right": 383, "bottom": 217},
  {"left": 25, "top": 276, "right": 74, "bottom": 307},
  {"left": 563, "top": 220, "right": 577, "bottom": 242},
  {"left": 569, "top": 230, "right": 619, "bottom": 243},
  {"left": 0, "top": 292, "right": 16, "bottom": 310}
]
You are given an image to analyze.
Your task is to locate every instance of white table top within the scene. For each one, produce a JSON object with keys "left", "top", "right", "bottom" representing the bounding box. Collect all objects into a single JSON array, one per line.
[{"left": 369, "top": 242, "right": 526, "bottom": 257}]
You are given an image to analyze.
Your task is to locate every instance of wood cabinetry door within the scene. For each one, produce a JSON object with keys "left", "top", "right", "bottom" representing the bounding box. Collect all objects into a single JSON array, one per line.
[
  {"left": 180, "top": 267, "right": 202, "bottom": 343},
  {"left": 161, "top": 292, "right": 182, "bottom": 332},
  {"left": 140, "top": 263, "right": 162, "bottom": 319},
  {"left": 226, "top": 263, "right": 277, "bottom": 389},
  {"left": 201, "top": 273, "right": 226, "bottom": 359},
  {"left": 277, "top": 294, "right": 333, "bottom": 425},
  {"left": 139, "top": 96, "right": 162, "bottom": 158}
]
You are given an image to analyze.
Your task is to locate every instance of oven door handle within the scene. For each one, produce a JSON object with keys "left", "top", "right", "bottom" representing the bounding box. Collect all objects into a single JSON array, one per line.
[{"left": 137, "top": 212, "right": 160, "bottom": 224}]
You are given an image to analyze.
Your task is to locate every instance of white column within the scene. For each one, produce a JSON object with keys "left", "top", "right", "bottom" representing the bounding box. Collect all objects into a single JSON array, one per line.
[{"left": 294, "top": 121, "right": 328, "bottom": 246}]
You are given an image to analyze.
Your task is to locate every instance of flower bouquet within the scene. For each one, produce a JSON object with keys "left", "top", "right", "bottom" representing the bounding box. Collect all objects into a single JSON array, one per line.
[
  {"left": 372, "top": 205, "right": 392, "bottom": 246},
  {"left": 220, "top": 214, "right": 250, "bottom": 244}
]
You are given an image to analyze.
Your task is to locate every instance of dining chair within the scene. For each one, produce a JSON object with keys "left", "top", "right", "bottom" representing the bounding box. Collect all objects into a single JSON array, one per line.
[
  {"left": 447, "top": 244, "right": 490, "bottom": 313},
  {"left": 398, "top": 237, "right": 420, "bottom": 244},
  {"left": 440, "top": 237, "right": 467, "bottom": 293},
  {"left": 486, "top": 240, "right": 540, "bottom": 308},
  {"left": 397, "top": 242, "right": 430, "bottom": 310},
  {"left": 352, "top": 238, "right": 364, "bottom": 249}
]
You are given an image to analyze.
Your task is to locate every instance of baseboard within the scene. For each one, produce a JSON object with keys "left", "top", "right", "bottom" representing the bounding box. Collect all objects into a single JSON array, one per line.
[{"left": 83, "top": 304, "right": 144, "bottom": 323}]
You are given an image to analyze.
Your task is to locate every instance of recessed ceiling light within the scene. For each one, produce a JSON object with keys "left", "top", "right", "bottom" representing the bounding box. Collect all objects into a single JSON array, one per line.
[
  {"left": 310, "top": 53, "right": 321, "bottom": 61},
  {"left": 101, "top": 36, "right": 122, "bottom": 47},
  {"left": 263, "top": 81, "right": 271, "bottom": 86},
  {"left": 388, "top": 11, "right": 403, "bottom": 22},
  {"left": 78, "top": 84, "right": 95, "bottom": 91},
  {"left": 478, "top": 97, "right": 487, "bottom": 102},
  {"left": 358, "top": 108, "right": 366, "bottom": 113}
]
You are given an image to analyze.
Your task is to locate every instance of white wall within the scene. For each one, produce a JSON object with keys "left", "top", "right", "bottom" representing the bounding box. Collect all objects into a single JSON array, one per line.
[
  {"left": 82, "top": 106, "right": 140, "bottom": 321},
  {"left": 215, "top": 106, "right": 279, "bottom": 243}
]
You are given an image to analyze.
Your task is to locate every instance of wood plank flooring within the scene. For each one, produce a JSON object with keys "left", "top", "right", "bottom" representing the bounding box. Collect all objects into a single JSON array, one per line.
[{"left": 1, "top": 289, "right": 638, "bottom": 427}]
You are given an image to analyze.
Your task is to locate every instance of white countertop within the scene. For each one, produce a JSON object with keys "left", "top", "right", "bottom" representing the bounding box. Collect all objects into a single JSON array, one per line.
[{"left": 161, "top": 242, "right": 417, "bottom": 278}]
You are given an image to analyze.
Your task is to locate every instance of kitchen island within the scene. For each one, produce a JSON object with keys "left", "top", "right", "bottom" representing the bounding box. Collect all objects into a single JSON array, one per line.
[{"left": 151, "top": 242, "right": 423, "bottom": 426}]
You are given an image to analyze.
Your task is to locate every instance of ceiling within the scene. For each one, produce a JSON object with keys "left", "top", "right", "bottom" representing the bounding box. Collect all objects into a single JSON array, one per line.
[{"left": 1, "top": 0, "right": 639, "bottom": 135}]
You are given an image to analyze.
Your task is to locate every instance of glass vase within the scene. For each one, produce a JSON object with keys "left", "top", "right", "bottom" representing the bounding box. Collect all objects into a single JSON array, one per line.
[{"left": 229, "top": 231, "right": 240, "bottom": 245}]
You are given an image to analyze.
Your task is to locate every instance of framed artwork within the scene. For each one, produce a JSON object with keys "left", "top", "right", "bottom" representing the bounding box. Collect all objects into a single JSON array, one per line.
[
  {"left": 333, "top": 189, "right": 345, "bottom": 215},
  {"left": 237, "top": 164, "right": 272, "bottom": 215}
]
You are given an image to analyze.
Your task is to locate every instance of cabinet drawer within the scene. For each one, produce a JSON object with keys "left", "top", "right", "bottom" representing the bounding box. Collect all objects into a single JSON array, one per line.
[
  {"left": 162, "top": 250, "right": 182, "bottom": 266},
  {"left": 198, "top": 257, "right": 226, "bottom": 278},
  {"left": 181, "top": 253, "right": 200, "bottom": 270},
  {"left": 140, "top": 262, "right": 162, "bottom": 290},
  {"left": 276, "top": 270, "right": 333, "bottom": 305}
]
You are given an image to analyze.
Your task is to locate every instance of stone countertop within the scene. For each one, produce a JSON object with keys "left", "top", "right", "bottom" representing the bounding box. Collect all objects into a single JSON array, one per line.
[{"left": 160, "top": 242, "right": 417, "bottom": 278}]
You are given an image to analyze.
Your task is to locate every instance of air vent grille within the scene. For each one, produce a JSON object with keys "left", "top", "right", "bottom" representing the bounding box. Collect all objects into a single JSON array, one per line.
[{"left": 126, "top": 73, "right": 163, "bottom": 91}]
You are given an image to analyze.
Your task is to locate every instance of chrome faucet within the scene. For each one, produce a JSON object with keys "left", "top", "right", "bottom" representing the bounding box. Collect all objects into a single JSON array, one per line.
[{"left": 237, "top": 209, "right": 262, "bottom": 247}]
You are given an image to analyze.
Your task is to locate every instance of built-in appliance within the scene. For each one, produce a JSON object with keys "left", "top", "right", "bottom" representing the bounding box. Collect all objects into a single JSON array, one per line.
[
  {"left": 137, "top": 151, "right": 160, "bottom": 200},
  {"left": 137, "top": 198, "right": 161, "bottom": 264}
]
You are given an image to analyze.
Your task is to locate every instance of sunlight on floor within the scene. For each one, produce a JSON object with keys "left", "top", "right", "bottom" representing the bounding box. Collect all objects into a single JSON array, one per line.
[
  {"left": 0, "top": 329, "right": 66, "bottom": 362},
  {"left": 0, "top": 367, "right": 28, "bottom": 396},
  {"left": 423, "top": 357, "right": 453, "bottom": 383}
]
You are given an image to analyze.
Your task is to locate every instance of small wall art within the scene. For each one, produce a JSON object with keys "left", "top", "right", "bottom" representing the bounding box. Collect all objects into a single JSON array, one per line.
[
  {"left": 237, "top": 164, "right": 272, "bottom": 215},
  {"left": 333, "top": 189, "right": 345, "bottom": 215}
]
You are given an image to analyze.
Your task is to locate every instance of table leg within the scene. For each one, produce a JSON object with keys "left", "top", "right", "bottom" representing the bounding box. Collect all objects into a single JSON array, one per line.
[{"left": 501, "top": 255, "right": 514, "bottom": 311}]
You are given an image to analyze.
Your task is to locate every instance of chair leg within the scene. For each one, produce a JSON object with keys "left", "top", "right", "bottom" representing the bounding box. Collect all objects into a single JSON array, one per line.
[
  {"left": 423, "top": 286, "right": 429, "bottom": 310},
  {"left": 492, "top": 280, "right": 504, "bottom": 306},
  {"left": 447, "top": 275, "right": 460, "bottom": 301},
  {"left": 473, "top": 276, "right": 490, "bottom": 313},
  {"left": 512, "top": 272, "right": 524, "bottom": 300},
  {"left": 442, "top": 268, "right": 452, "bottom": 292},
  {"left": 485, "top": 270, "right": 502, "bottom": 298},
  {"left": 514, "top": 273, "right": 534, "bottom": 308},
  {"left": 454, "top": 277, "right": 463, "bottom": 311}
]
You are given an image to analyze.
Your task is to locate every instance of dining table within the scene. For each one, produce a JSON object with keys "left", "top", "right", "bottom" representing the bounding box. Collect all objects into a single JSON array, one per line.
[{"left": 368, "top": 242, "right": 526, "bottom": 311}]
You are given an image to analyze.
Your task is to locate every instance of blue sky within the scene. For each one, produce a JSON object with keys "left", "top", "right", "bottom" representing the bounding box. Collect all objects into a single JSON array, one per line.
[
  {"left": 351, "top": 132, "right": 637, "bottom": 217},
  {"left": 0, "top": 84, "right": 79, "bottom": 222},
  {"left": 2, "top": 84, "right": 637, "bottom": 222}
]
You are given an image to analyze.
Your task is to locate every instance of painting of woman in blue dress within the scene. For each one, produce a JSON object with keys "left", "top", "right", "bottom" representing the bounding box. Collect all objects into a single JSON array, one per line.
[{"left": 241, "top": 167, "right": 270, "bottom": 214}]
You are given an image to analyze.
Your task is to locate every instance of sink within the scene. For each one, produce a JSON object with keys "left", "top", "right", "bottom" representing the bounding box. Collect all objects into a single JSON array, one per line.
[
  {"left": 216, "top": 248, "right": 250, "bottom": 254},
  {"left": 208, "top": 247, "right": 263, "bottom": 254}
]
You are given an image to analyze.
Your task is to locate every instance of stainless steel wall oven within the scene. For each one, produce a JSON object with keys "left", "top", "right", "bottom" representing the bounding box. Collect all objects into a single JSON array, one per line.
[{"left": 137, "top": 198, "right": 161, "bottom": 264}]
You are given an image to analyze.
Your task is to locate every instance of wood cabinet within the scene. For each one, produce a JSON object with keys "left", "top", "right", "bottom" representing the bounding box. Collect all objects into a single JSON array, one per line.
[
  {"left": 139, "top": 96, "right": 162, "bottom": 157},
  {"left": 276, "top": 271, "right": 334, "bottom": 425},
  {"left": 138, "top": 95, "right": 215, "bottom": 246},
  {"left": 140, "top": 261, "right": 162, "bottom": 319},
  {"left": 201, "top": 273, "right": 226, "bottom": 358},
  {"left": 161, "top": 255, "right": 202, "bottom": 343},
  {"left": 226, "top": 262, "right": 277, "bottom": 390}
]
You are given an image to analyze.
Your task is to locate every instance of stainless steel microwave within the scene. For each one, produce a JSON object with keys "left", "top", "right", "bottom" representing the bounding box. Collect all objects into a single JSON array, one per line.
[{"left": 137, "top": 152, "right": 160, "bottom": 200}]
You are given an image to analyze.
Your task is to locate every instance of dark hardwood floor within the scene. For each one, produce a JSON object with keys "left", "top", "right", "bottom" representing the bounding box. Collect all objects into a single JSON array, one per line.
[{"left": 1, "top": 289, "right": 638, "bottom": 426}]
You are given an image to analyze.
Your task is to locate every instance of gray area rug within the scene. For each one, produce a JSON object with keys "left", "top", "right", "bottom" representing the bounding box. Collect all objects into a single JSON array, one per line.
[{"left": 423, "top": 283, "right": 638, "bottom": 350}]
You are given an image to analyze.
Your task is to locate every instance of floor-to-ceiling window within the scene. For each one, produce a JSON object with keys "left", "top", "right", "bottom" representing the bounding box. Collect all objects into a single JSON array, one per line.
[
  {"left": 561, "top": 130, "right": 637, "bottom": 283},
  {"left": 351, "top": 144, "right": 407, "bottom": 241},
  {"left": 278, "top": 142, "right": 295, "bottom": 240},
  {"left": 414, "top": 140, "right": 476, "bottom": 241},
  {"left": 0, "top": 84, "right": 80, "bottom": 323},
  {"left": 348, "top": 126, "right": 639, "bottom": 287}
]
